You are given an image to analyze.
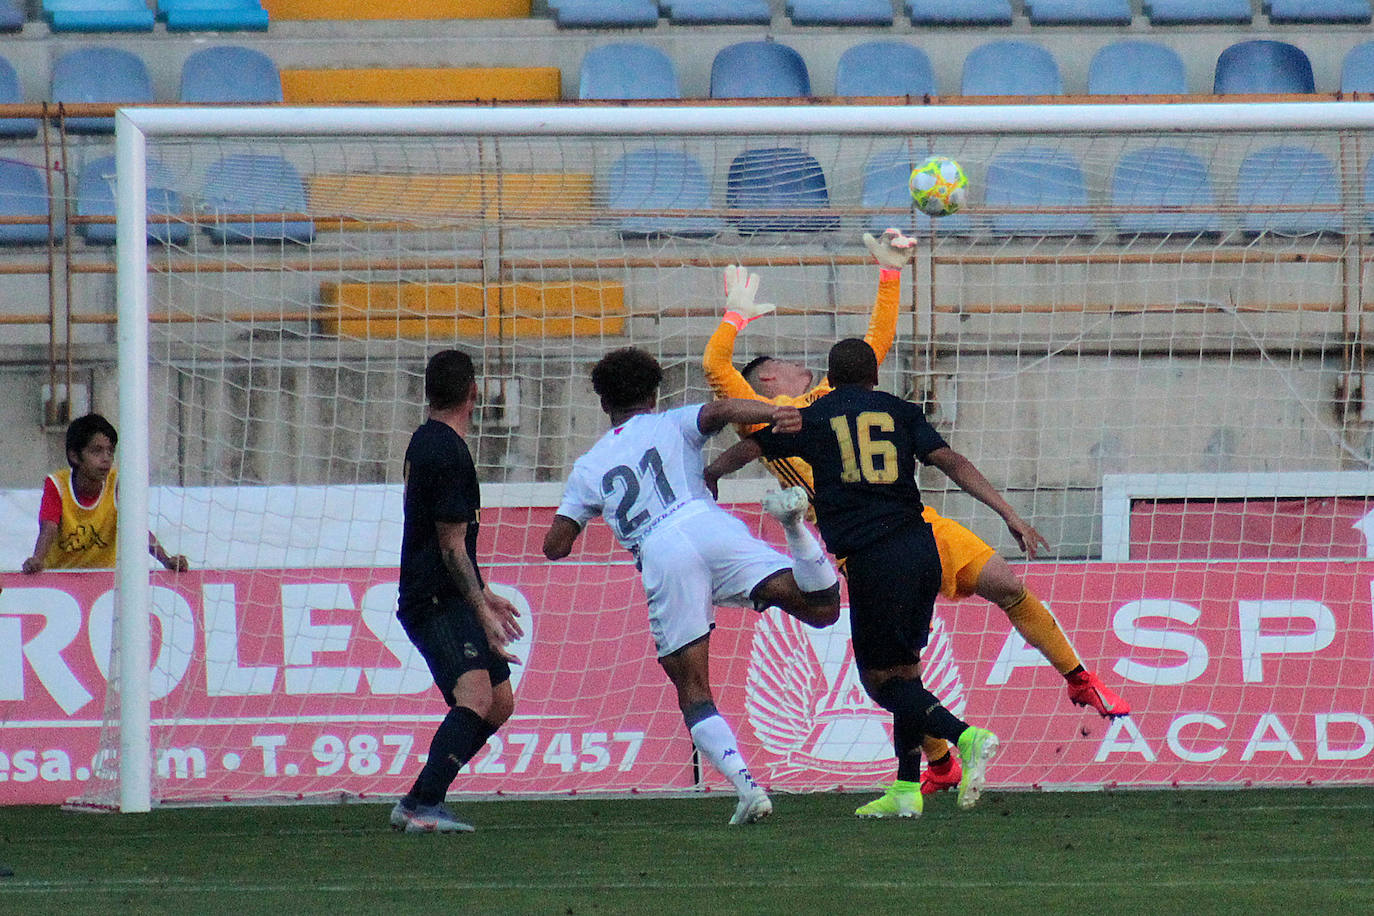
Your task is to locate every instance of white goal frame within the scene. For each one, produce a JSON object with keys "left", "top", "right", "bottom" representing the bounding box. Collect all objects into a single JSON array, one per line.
[{"left": 113, "top": 101, "right": 1374, "bottom": 812}]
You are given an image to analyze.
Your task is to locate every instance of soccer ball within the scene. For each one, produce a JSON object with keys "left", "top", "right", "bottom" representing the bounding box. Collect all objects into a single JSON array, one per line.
[{"left": 909, "top": 156, "right": 968, "bottom": 217}]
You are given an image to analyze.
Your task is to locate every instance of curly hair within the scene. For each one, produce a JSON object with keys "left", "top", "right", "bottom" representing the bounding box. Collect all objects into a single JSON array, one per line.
[{"left": 590, "top": 347, "right": 663, "bottom": 412}]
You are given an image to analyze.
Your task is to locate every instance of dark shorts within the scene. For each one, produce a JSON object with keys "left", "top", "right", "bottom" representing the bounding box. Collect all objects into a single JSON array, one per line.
[
  {"left": 398, "top": 596, "right": 511, "bottom": 705},
  {"left": 843, "top": 522, "right": 942, "bottom": 672}
]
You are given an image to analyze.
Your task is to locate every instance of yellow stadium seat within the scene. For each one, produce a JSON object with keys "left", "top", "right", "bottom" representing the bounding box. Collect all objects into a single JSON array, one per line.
[
  {"left": 261, "top": 0, "right": 531, "bottom": 19},
  {"left": 280, "top": 66, "right": 559, "bottom": 103},
  {"left": 306, "top": 173, "right": 594, "bottom": 223}
]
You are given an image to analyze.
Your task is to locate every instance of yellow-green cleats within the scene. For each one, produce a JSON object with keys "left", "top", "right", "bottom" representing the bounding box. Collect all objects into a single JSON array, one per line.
[
  {"left": 955, "top": 726, "right": 1000, "bottom": 810},
  {"left": 854, "top": 779, "right": 922, "bottom": 818}
]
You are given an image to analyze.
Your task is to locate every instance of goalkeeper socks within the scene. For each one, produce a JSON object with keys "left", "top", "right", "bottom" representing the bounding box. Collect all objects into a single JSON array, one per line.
[
  {"left": 409, "top": 705, "right": 486, "bottom": 805},
  {"left": 1000, "top": 587, "right": 1082, "bottom": 675},
  {"left": 921, "top": 735, "right": 952, "bottom": 763},
  {"left": 686, "top": 704, "right": 761, "bottom": 796},
  {"left": 783, "top": 521, "right": 838, "bottom": 594}
]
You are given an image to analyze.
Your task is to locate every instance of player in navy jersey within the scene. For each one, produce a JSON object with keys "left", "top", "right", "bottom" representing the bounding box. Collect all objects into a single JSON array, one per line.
[
  {"left": 706, "top": 338, "right": 1004, "bottom": 817},
  {"left": 390, "top": 349, "right": 523, "bottom": 834},
  {"left": 543, "top": 347, "right": 841, "bottom": 825}
]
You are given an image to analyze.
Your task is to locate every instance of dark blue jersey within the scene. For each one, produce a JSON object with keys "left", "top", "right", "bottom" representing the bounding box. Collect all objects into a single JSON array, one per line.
[
  {"left": 398, "top": 419, "right": 483, "bottom": 616},
  {"left": 752, "top": 385, "right": 949, "bottom": 558}
]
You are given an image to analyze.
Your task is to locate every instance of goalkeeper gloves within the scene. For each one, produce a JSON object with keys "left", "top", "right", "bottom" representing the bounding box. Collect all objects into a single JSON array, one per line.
[
  {"left": 722, "top": 265, "right": 775, "bottom": 330},
  {"left": 862, "top": 228, "right": 918, "bottom": 271}
]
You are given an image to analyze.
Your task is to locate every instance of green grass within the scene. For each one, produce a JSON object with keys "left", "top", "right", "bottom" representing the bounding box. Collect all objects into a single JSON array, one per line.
[{"left": 1, "top": 787, "right": 1371, "bottom": 914}]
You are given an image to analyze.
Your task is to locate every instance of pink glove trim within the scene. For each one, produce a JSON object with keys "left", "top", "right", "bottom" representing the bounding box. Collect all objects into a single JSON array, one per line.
[
  {"left": 879, "top": 268, "right": 902, "bottom": 282},
  {"left": 722, "top": 311, "right": 749, "bottom": 330}
]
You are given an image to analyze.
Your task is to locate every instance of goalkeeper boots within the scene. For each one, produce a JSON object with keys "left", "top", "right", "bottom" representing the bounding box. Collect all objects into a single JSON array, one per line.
[
  {"left": 855, "top": 780, "right": 922, "bottom": 818},
  {"left": 730, "top": 788, "right": 773, "bottom": 826},
  {"left": 762, "top": 486, "right": 809, "bottom": 527},
  {"left": 1066, "top": 669, "right": 1132, "bottom": 718},
  {"left": 920, "top": 756, "right": 962, "bottom": 796},
  {"left": 955, "top": 726, "right": 1000, "bottom": 811},
  {"left": 390, "top": 798, "right": 475, "bottom": 834}
]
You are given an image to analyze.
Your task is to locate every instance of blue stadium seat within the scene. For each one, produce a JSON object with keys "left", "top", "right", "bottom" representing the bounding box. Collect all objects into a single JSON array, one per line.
[
  {"left": 0, "top": 161, "right": 58, "bottom": 245},
  {"left": 1027, "top": 0, "right": 1132, "bottom": 25},
  {"left": 907, "top": 0, "right": 1012, "bottom": 25},
  {"left": 0, "top": 55, "right": 37, "bottom": 138},
  {"left": 1237, "top": 145, "right": 1342, "bottom": 235},
  {"left": 1110, "top": 147, "right": 1222, "bottom": 236},
  {"left": 1340, "top": 42, "right": 1374, "bottom": 93},
  {"left": 1144, "top": 0, "right": 1253, "bottom": 24},
  {"left": 603, "top": 148, "right": 721, "bottom": 237},
  {"left": 1266, "top": 0, "right": 1371, "bottom": 23},
  {"left": 1088, "top": 41, "right": 1187, "bottom": 95},
  {"left": 962, "top": 41, "right": 1062, "bottom": 97},
  {"left": 51, "top": 47, "right": 153, "bottom": 134},
  {"left": 201, "top": 154, "right": 315, "bottom": 244},
  {"left": 43, "top": 0, "right": 154, "bottom": 31},
  {"left": 835, "top": 42, "right": 935, "bottom": 98},
  {"left": 711, "top": 41, "right": 810, "bottom": 99},
  {"left": 667, "top": 0, "right": 771, "bottom": 25},
  {"left": 157, "top": 0, "right": 269, "bottom": 31},
  {"left": 579, "top": 43, "right": 680, "bottom": 100},
  {"left": 789, "top": 0, "right": 893, "bottom": 26},
  {"left": 180, "top": 46, "right": 283, "bottom": 103},
  {"left": 0, "top": 0, "right": 23, "bottom": 31},
  {"left": 553, "top": 0, "right": 659, "bottom": 29},
  {"left": 1214, "top": 40, "right": 1315, "bottom": 94},
  {"left": 861, "top": 147, "right": 932, "bottom": 234},
  {"left": 726, "top": 147, "right": 838, "bottom": 234},
  {"left": 985, "top": 147, "right": 1094, "bottom": 237},
  {"left": 75, "top": 155, "right": 192, "bottom": 246}
]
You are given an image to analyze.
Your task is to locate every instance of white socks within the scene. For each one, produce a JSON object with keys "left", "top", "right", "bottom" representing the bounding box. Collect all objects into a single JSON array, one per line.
[
  {"left": 783, "top": 520, "right": 838, "bottom": 593},
  {"left": 690, "top": 713, "right": 760, "bottom": 797}
]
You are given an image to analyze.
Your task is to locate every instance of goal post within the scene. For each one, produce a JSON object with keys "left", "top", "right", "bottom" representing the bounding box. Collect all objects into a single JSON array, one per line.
[{"left": 84, "top": 101, "right": 1374, "bottom": 811}]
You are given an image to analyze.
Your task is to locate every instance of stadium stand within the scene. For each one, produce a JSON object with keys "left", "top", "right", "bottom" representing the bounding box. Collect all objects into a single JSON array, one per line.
[
  {"left": 984, "top": 146, "right": 1094, "bottom": 236},
  {"left": 1144, "top": 0, "right": 1254, "bottom": 24},
  {"left": 200, "top": 153, "right": 314, "bottom": 243},
  {"left": 1026, "top": 0, "right": 1133, "bottom": 26},
  {"left": 75, "top": 155, "right": 192, "bottom": 246},
  {"left": 1214, "top": 40, "right": 1316, "bottom": 94},
  {"left": 962, "top": 41, "right": 1063, "bottom": 96},
  {"left": 43, "top": 0, "right": 155, "bottom": 32},
  {"left": 305, "top": 172, "right": 593, "bottom": 222},
  {"left": 0, "top": 55, "right": 37, "bottom": 138},
  {"left": 0, "top": 160, "right": 57, "bottom": 245},
  {"left": 1236, "top": 144, "right": 1343, "bottom": 235},
  {"left": 579, "top": 43, "right": 680, "bottom": 100},
  {"left": 279, "top": 66, "right": 560, "bottom": 103},
  {"left": 787, "top": 0, "right": 894, "bottom": 27},
  {"left": 1265, "top": 0, "right": 1372, "bottom": 24},
  {"left": 50, "top": 47, "right": 153, "bottom": 134},
  {"left": 552, "top": 0, "right": 659, "bottom": 29},
  {"left": 726, "top": 147, "right": 837, "bottom": 234},
  {"left": 1088, "top": 41, "right": 1188, "bottom": 95},
  {"left": 906, "top": 0, "right": 1013, "bottom": 26},
  {"left": 834, "top": 41, "right": 935, "bottom": 97},
  {"left": 1341, "top": 42, "right": 1374, "bottom": 93},
  {"left": 260, "top": 0, "right": 531, "bottom": 17},
  {"left": 1110, "top": 146, "right": 1222, "bottom": 236},
  {"left": 860, "top": 146, "right": 930, "bottom": 234},
  {"left": 158, "top": 0, "right": 270, "bottom": 32},
  {"left": 710, "top": 41, "right": 811, "bottom": 99},
  {"left": 180, "top": 46, "right": 284, "bottom": 103},
  {"left": 0, "top": 0, "right": 22, "bottom": 31},
  {"left": 667, "top": 0, "right": 772, "bottom": 25},
  {"left": 602, "top": 148, "right": 720, "bottom": 237}
]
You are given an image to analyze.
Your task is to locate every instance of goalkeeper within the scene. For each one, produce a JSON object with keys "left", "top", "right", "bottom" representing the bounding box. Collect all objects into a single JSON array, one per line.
[{"left": 701, "top": 229, "right": 1131, "bottom": 802}]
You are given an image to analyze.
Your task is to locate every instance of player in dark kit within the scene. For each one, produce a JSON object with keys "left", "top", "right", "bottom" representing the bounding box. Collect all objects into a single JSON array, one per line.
[
  {"left": 705, "top": 338, "right": 1001, "bottom": 818},
  {"left": 390, "top": 349, "right": 523, "bottom": 833}
]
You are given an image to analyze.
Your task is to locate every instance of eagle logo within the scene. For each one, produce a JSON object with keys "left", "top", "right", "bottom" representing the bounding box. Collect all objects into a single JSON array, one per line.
[{"left": 745, "top": 606, "right": 967, "bottom": 781}]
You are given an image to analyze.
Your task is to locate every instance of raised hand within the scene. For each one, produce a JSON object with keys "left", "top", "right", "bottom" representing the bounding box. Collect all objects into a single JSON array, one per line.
[
  {"left": 723, "top": 265, "right": 775, "bottom": 329},
  {"left": 862, "top": 228, "right": 918, "bottom": 271}
]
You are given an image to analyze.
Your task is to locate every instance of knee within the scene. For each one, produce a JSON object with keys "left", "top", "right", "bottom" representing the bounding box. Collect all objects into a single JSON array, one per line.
[
  {"left": 798, "top": 584, "right": 842, "bottom": 628},
  {"left": 487, "top": 686, "right": 515, "bottom": 727}
]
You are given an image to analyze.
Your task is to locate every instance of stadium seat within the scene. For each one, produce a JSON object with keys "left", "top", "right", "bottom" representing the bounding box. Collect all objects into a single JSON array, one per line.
[
  {"left": 0, "top": 160, "right": 58, "bottom": 245},
  {"left": 579, "top": 43, "right": 680, "bottom": 100},
  {"left": 788, "top": 0, "right": 893, "bottom": 27},
  {"left": 602, "top": 148, "right": 721, "bottom": 237},
  {"left": 984, "top": 147, "right": 1094, "bottom": 237},
  {"left": 157, "top": 0, "right": 270, "bottom": 31},
  {"left": 1237, "top": 145, "right": 1343, "bottom": 235},
  {"left": 50, "top": 47, "right": 153, "bottom": 134},
  {"left": 907, "top": 0, "right": 1012, "bottom": 25},
  {"left": 835, "top": 41, "right": 935, "bottom": 98},
  {"left": 861, "top": 147, "right": 932, "bottom": 234},
  {"left": 710, "top": 41, "right": 811, "bottom": 99},
  {"left": 552, "top": 0, "right": 658, "bottom": 29},
  {"left": 75, "top": 155, "right": 192, "bottom": 246},
  {"left": 43, "top": 0, "right": 155, "bottom": 31},
  {"left": 201, "top": 154, "right": 315, "bottom": 244},
  {"left": 726, "top": 147, "right": 838, "bottom": 234},
  {"left": 180, "top": 46, "right": 284, "bottom": 103},
  {"left": 1214, "top": 40, "right": 1315, "bottom": 95},
  {"left": 1144, "top": 0, "right": 1253, "bottom": 24},
  {"left": 1340, "top": 42, "right": 1374, "bottom": 93},
  {"left": 1026, "top": 0, "right": 1132, "bottom": 25},
  {"left": 0, "top": 55, "right": 37, "bottom": 138},
  {"left": 1088, "top": 41, "right": 1188, "bottom": 95},
  {"left": 667, "top": 0, "right": 771, "bottom": 25},
  {"left": 962, "top": 41, "right": 1062, "bottom": 97},
  {"left": 1265, "top": 0, "right": 1371, "bottom": 24},
  {"left": 1110, "top": 147, "right": 1222, "bottom": 236},
  {"left": 0, "top": 0, "right": 23, "bottom": 31}
]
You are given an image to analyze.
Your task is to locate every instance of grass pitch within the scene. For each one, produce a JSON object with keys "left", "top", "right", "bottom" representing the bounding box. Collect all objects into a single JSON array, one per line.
[{"left": 0, "top": 787, "right": 1370, "bottom": 915}]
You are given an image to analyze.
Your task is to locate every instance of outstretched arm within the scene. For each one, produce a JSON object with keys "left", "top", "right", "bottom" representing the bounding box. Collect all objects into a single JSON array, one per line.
[
  {"left": 860, "top": 229, "right": 915, "bottom": 366},
  {"left": 925, "top": 446, "right": 1049, "bottom": 559},
  {"left": 702, "top": 266, "right": 774, "bottom": 401},
  {"left": 149, "top": 532, "right": 189, "bottom": 572},
  {"left": 703, "top": 437, "right": 766, "bottom": 500},
  {"left": 697, "top": 399, "right": 800, "bottom": 437}
]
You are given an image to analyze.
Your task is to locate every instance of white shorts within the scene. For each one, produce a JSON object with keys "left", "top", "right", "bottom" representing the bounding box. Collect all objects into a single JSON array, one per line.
[{"left": 639, "top": 507, "right": 792, "bottom": 657}]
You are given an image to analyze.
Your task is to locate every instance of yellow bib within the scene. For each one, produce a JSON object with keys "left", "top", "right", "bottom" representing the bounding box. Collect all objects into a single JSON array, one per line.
[{"left": 42, "top": 467, "right": 119, "bottom": 569}]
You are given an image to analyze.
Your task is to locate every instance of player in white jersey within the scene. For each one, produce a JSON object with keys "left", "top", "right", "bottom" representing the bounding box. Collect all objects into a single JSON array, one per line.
[{"left": 543, "top": 347, "right": 841, "bottom": 825}]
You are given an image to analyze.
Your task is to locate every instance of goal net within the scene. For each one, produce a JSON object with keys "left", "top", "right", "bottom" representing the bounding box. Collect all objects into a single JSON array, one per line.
[{"left": 65, "top": 103, "right": 1374, "bottom": 809}]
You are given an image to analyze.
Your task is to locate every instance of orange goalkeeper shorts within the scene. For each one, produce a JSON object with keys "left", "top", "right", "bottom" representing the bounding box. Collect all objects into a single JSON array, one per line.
[{"left": 923, "top": 506, "right": 996, "bottom": 600}]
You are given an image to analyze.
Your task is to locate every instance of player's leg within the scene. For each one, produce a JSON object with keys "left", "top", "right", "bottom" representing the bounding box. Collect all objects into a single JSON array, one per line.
[
  {"left": 699, "top": 505, "right": 839, "bottom": 628},
  {"left": 762, "top": 486, "right": 840, "bottom": 597}
]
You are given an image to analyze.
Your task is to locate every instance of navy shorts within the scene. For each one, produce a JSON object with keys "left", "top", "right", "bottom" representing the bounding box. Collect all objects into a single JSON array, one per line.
[
  {"left": 398, "top": 596, "right": 511, "bottom": 705},
  {"left": 843, "top": 522, "right": 942, "bottom": 672}
]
